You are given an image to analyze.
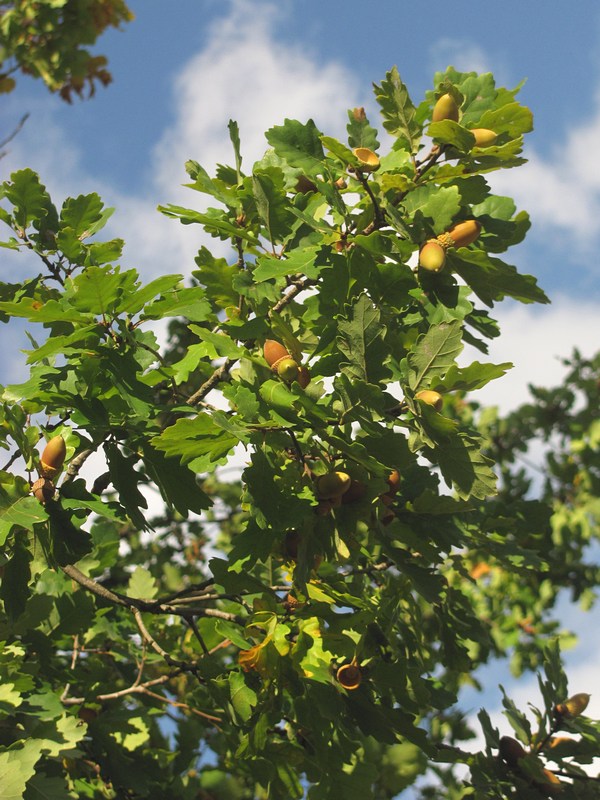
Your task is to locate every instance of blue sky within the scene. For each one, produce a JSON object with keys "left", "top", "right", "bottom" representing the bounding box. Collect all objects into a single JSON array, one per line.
[{"left": 2, "top": 0, "right": 600, "bottom": 790}]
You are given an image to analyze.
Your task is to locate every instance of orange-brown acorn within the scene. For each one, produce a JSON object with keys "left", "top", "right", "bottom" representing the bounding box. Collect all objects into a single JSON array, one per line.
[
  {"left": 264, "top": 339, "right": 290, "bottom": 369},
  {"left": 386, "top": 470, "right": 401, "bottom": 495},
  {"left": 39, "top": 435, "right": 66, "bottom": 479}
]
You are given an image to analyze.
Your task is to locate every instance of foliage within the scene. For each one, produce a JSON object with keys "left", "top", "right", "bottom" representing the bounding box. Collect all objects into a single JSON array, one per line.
[
  {"left": 0, "top": 0, "right": 133, "bottom": 100},
  {"left": 1, "top": 58, "right": 600, "bottom": 800}
]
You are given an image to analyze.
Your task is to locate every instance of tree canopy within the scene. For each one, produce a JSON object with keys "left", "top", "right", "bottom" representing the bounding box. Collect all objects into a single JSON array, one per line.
[
  {"left": 0, "top": 0, "right": 132, "bottom": 101},
  {"left": 1, "top": 8, "right": 600, "bottom": 799}
]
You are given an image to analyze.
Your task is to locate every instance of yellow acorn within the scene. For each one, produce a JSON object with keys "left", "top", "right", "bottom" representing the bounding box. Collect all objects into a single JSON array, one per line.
[
  {"left": 419, "top": 240, "right": 446, "bottom": 272},
  {"left": 471, "top": 128, "right": 498, "bottom": 147},
  {"left": 415, "top": 389, "right": 443, "bottom": 412},
  {"left": 432, "top": 93, "right": 459, "bottom": 123},
  {"left": 39, "top": 435, "right": 66, "bottom": 479},
  {"left": 555, "top": 692, "right": 590, "bottom": 718},
  {"left": 438, "top": 219, "right": 481, "bottom": 250},
  {"left": 352, "top": 147, "right": 380, "bottom": 172},
  {"left": 315, "top": 471, "right": 352, "bottom": 500}
]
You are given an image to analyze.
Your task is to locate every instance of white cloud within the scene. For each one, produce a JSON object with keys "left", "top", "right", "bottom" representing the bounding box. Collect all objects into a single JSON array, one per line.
[
  {"left": 468, "top": 296, "right": 599, "bottom": 414},
  {"left": 428, "top": 37, "right": 493, "bottom": 77},
  {"left": 491, "top": 89, "right": 600, "bottom": 255},
  {"left": 153, "top": 0, "right": 359, "bottom": 196}
]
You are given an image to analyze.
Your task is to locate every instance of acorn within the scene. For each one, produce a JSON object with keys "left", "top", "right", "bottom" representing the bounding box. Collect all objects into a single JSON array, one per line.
[
  {"left": 32, "top": 477, "right": 55, "bottom": 505},
  {"left": 276, "top": 357, "right": 300, "bottom": 384},
  {"left": 437, "top": 219, "right": 481, "bottom": 250},
  {"left": 284, "top": 593, "right": 305, "bottom": 613},
  {"left": 283, "top": 530, "right": 300, "bottom": 561},
  {"left": 77, "top": 706, "right": 99, "bottom": 725},
  {"left": 336, "top": 662, "right": 362, "bottom": 690},
  {"left": 555, "top": 692, "right": 590, "bottom": 718},
  {"left": 386, "top": 470, "right": 401, "bottom": 495},
  {"left": 297, "top": 365, "right": 311, "bottom": 389},
  {"left": 352, "top": 147, "right": 380, "bottom": 172},
  {"left": 380, "top": 493, "right": 396, "bottom": 526},
  {"left": 316, "top": 499, "right": 334, "bottom": 516},
  {"left": 341, "top": 479, "right": 367, "bottom": 504},
  {"left": 471, "top": 128, "right": 498, "bottom": 147},
  {"left": 499, "top": 736, "right": 527, "bottom": 767},
  {"left": 315, "top": 471, "right": 352, "bottom": 500},
  {"left": 415, "top": 389, "right": 443, "bottom": 412},
  {"left": 295, "top": 175, "right": 317, "bottom": 194},
  {"left": 264, "top": 339, "right": 290, "bottom": 369},
  {"left": 39, "top": 435, "right": 66, "bottom": 479},
  {"left": 534, "top": 769, "right": 563, "bottom": 797},
  {"left": 432, "top": 93, "right": 459, "bottom": 123},
  {"left": 419, "top": 240, "right": 446, "bottom": 272}
]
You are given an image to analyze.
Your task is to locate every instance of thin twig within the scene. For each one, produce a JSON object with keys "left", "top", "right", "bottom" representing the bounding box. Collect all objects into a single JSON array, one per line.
[
  {"left": 132, "top": 607, "right": 192, "bottom": 670},
  {"left": 186, "top": 358, "right": 234, "bottom": 406},
  {"left": 271, "top": 278, "right": 317, "bottom": 315},
  {"left": 139, "top": 687, "right": 222, "bottom": 724},
  {"left": 186, "top": 616, "right": 210, "bottom": 656},
  {"left": 0, "top": 112, "right": 29, "bottom": 156},
  {"left": 62, "top": 448, "right": 95, "bottom": 485}
]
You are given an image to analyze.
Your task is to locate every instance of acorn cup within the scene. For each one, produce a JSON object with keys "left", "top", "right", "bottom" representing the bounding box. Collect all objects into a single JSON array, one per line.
[
  {"left": 352, "top": 147, "right": 380, "bottom": 172},
  {"left": 276, "top": 357, "right": 300, "bottom": 384},
  {"left": 31, "top": 477, "right": 55, "bottom": 505},
  {"left": 336, "top": 661, "right": 362, "bottom": 691}
]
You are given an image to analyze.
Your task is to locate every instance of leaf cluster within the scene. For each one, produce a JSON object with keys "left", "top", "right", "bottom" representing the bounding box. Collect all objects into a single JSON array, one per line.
[{"left": 0, "top": 64, "right": 599, "bottom": 800}]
